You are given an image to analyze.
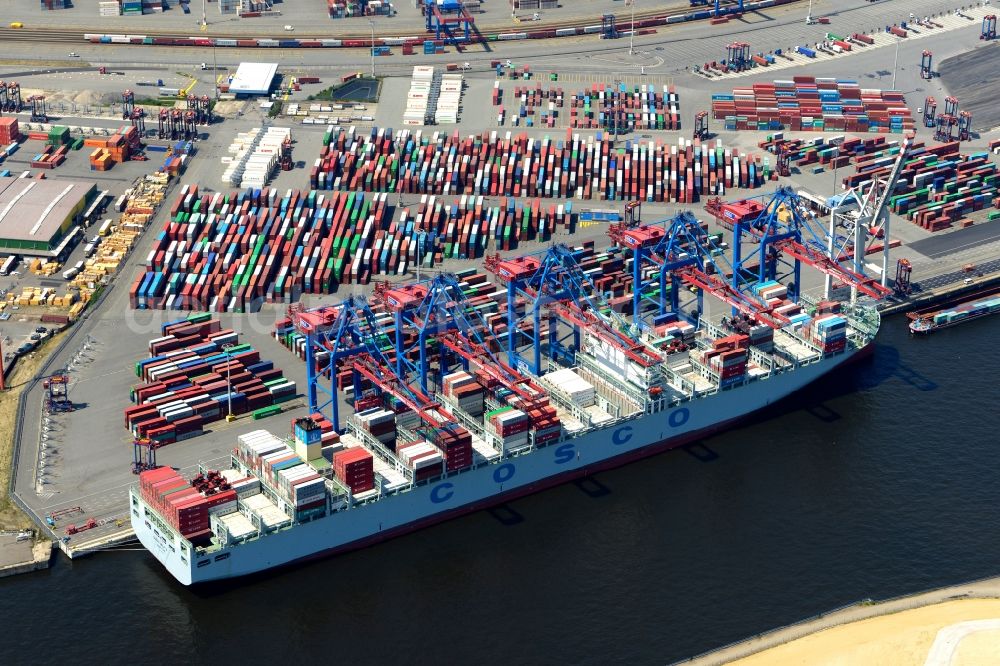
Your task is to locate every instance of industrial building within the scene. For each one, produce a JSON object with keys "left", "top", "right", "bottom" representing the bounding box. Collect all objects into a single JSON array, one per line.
[
  {"left": 0, "top": 176, "right": 96, "bottom": 257},
  {"left": 228, "top": 62, "right": 279, "bottom": 97}
]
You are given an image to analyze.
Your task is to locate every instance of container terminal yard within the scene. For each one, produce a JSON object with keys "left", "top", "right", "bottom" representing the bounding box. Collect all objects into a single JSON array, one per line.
[{"left": 0, "top": 0, "right": 998, "bottom": 655}]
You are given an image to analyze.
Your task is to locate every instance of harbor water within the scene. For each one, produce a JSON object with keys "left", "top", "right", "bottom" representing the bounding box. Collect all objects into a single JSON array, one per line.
[{"left": 2, "top": 314, "right": 998, "bottom": 664}]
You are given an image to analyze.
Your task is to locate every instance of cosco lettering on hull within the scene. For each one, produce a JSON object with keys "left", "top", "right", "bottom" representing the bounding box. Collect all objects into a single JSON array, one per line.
[{"left": 428, "top": 407, "right": 691, "bottom": 504}]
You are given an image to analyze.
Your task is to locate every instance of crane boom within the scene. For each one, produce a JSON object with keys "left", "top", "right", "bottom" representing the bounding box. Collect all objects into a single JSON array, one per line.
[
  {"left": 858, "top": 136, "right": 911, "bottom": 291},
  {"left": 677, "top": 267, "right": 789, "bottom": 328}
]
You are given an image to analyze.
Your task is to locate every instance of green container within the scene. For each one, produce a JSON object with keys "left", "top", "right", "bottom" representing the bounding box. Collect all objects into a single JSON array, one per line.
[
  {"left": 47, "top": 126, "right": 70, "bottom": 146},
  {"left": 252, "top": 405, "right": 282, "bottom": 420}
]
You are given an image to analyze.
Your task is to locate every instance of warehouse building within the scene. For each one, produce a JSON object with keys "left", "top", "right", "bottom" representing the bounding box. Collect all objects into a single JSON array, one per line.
[
  {"left": 0, "top": 176, "right": 96, "bottom": 258},
  {"left": 229, "top": 62, "right": 279, "bottom": 97}
]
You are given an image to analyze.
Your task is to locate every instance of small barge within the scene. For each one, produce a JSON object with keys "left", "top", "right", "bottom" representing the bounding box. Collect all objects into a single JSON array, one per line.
[{"left": 908, "top": 288, "right": 1000, "bottom": 334}]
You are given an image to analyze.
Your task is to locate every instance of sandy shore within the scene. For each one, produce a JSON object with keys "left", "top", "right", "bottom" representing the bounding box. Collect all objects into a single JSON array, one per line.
[{"left": 686, "top": 576, "right": 1000, "bottom": 665}]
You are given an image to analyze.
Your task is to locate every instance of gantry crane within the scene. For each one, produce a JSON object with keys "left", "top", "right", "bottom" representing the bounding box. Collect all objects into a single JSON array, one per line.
[
  {"left": 730, "top": 188, "right": 894, "bottom": 304},
  {"left": 610, "top": 212, "right": 791, "bottom": 330},
  {"left": 823, "top": 137, "right": 911, "bottom": 299},
  {"left": 485, "top": 245, "right": 662, "bottom": 378}
]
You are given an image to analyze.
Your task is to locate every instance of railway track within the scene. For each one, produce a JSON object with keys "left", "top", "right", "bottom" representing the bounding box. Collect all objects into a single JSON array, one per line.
[{"left": 0, "top": 1, "right": 775, "bottom": 47}]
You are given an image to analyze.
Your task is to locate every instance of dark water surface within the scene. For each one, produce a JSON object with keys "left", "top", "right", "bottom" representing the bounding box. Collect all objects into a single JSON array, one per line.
[{"left": 3, "top": 315, "right": 999, "bottom": 665}]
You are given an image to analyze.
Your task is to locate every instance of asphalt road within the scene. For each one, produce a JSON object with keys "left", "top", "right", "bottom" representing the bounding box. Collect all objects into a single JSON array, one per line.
[
  {"left": 0, "top": 0, "right": 965, "bottom": 76},
  {"left": 909, "top": 220, "right": 1000, "bottom": 260}
]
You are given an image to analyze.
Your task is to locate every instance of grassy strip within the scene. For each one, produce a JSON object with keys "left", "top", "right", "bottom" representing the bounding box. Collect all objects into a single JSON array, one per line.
[
  {"left": 134, "top": 97, "right": 180, "bottom": 108},
  {"left": 0, "top": 331, "right": 68, "bottom": 531}
]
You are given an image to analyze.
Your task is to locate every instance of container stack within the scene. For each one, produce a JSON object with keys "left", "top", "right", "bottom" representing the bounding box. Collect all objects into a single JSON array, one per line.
[
  {"left": 29, "top": 145, "right": 69, "bottom": 170},
  {"left": 222, "top": 127, "right": 290, "bottom": 188},
  {"left": 124, "top": 315, "right": 296, "bottom": 443},
  {"left": 0, "top": 118, "right": 20, "bottom": 145},
  {"left": 355, "top": 408, "right": 397, "bottom": 448},
  {"left": 567, "top": 83, "right": 680, "bottom": 132},
  {"left": 751, "top": 279, "right": 787, "bottom": 304},
  {"left": 99, "top": 1, "right": 122, "bottom": 15},
  {"left": 699, "top": 334, "right": 749, "bottom": 386},
  {"left": 85, "top": 126, "right": 135, "bottom": 171},
  {"left": 859, "top": 144, "right": 1000, "bottom": 233},
  {"left": 434, "top": 73, "right": 463, "bottom": 125},
  {"left": 396, "top": 441, "right": 445, "bottom": 481},
  {"left": 314, "top": 126, "right": 766, "bottom": 202},
  {"left": 328, "top": 0, "right": 393, "bottom": 17},
  {"left": 138, "top": 467, "right": 237, "bottom": 542},
  {"left": 486, "top": 406, "right": 530, "bottom": 452},
  {"left": 142, "top": 0, "right": 165, "bottom": 13},
  {"left": 422, "top": 426, "right": 473, "bottom": 472},
  {"left": 805, "top": 314, "right": 847, "bottom": 354},
  {"left": 219, "top": 0, "right": 239, "bottom": 14},
  {"left": 543, "top": 368, "right": 596, "bottom": 407},
  {"left": 649, "top": 312, "right": 696, "bottom": 345},
  {"left": 122, "top": 0, "right": 142, "bottom": 14},
  {"left": 40, "top": 0, "right": 69, "bottom": 8},
  {"left": 746, "top": 323, "right": 774, "bottom": 352},
  {"left": 333, "top": 447, "right": 375, "bottom": 494},
  {"left": 758, "top": 134, "right": 889, "bottom": 172},
  {"left": 237, "top": 430, "right": 291, "bottom": 472},
  {"left": 47, "top": 126, "right": 70, "bottom": 146},
  {"left": 275, "top": 463, "right": 327, "bottom": 520},
  {"left": 713, "top": 78, "right": 914, "bottom": 133},
  {"left": 136, "top": 185, "right": 580, "bottom": 311},
  {"left": 404, "top": 66, "right": 434, "bottom": 126},
  {"left": 442, "top": 371, "right": 486, "bottom": 416}
]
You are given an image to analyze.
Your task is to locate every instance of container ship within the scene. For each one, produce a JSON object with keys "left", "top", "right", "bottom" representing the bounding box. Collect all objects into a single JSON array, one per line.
[
  {"left": 908, "top": 288, "right": 1000, "bottom": 334},
  {"left": 131, "top": 214, "right": 883, "bottom": 586}
]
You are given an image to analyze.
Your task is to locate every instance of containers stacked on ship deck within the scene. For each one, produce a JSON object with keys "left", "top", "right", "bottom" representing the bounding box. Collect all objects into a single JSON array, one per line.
[
  {"left": 803, "top": 314, "right": 847, "bottom": 354},
  {"left": 270, "top": 246, "right": 690, "bottom": 395},
  {"left": 235, "top": 426, "right": 335, "bottom": 522},
  {"left": 138, "top": 467, "right": 237, "bottom": 543},
  {"left": 314, "top": 126, "right": 765, "bottom": 202},
  {"left": 485, "top": 406, "right": 530, "bottom": 452},
  {"left": 396, "top": 441, "right": 445, "bottom": 481},
  {"left": 135, "top": 183, "right": 580, "bottom": 312},
  {"left": 355, "top": 408, "right": 397, "bottom": 448},
  {"left": 713, "top": 78, "right": 914, "bottom": 133},
  {"left": 333, "top": 447, "right": 375, "bottom": 494},
  {"left": 443, "top": 371, "right": 485, "bottom": 416},
  {"left": 693, "top": 334, "right": 750, "bottom": 387},
  {"left": 124, "top": 314, "right": 295, "bottom": 443}
]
